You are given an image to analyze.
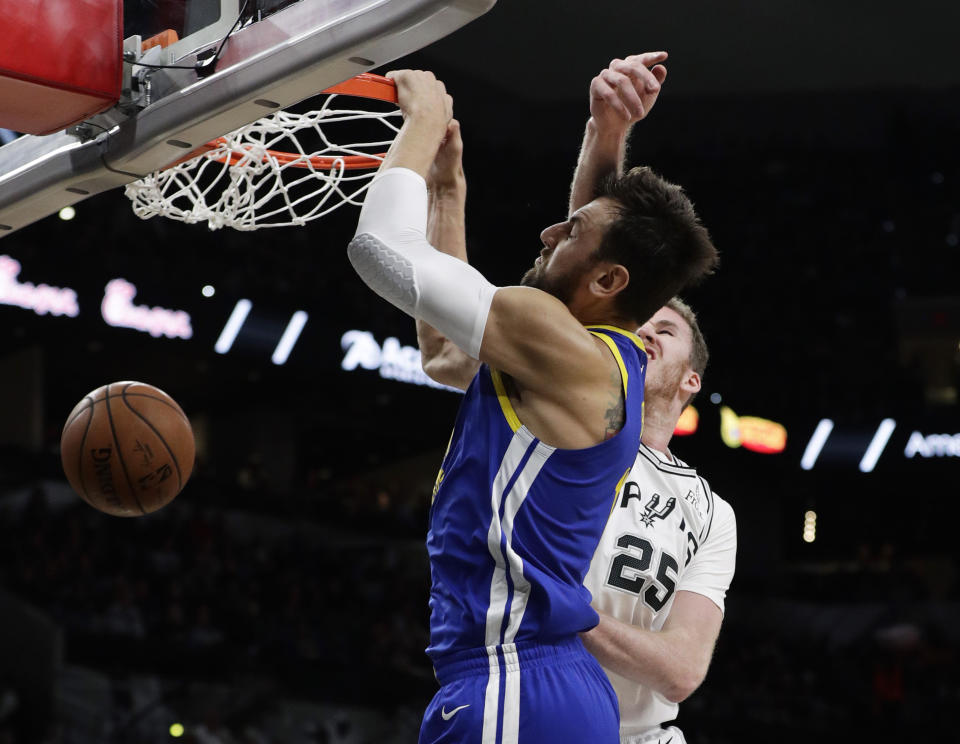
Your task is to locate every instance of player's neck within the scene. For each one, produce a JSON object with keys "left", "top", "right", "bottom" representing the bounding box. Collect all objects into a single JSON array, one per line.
[
  {"left": 640, "top": 396, "right": 679, "bottom": 455},
  {"left": 571, "top": 299, "right": 635, "bottom": 333}
]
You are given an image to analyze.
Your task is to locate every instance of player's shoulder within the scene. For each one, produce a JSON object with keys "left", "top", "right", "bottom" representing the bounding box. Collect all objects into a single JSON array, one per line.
[
  {"left": 683, "top": 461, "right": 735, "bottom": 533},
  {"left": 585, "top": 324, "right": 646, "bottom": 349},
  {"left": 634, "top": 442, "right": 736, "bottom": 528},
  {"left": 492, "top": 286, "right": 601, "bottom": 352},
  {"left": 585, "top": 325, "right": 648, "bottom": 376},
  {"left": 635, "top": 441, "right": 699, "bottom": 477},
  {"left": 711, "top": 491, "right": 736, "bottom": 529}
]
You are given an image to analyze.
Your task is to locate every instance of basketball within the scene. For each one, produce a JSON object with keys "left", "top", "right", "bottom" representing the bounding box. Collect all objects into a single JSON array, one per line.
[{"left": 60, "top": 381, "right": 196, "bottom": 517}]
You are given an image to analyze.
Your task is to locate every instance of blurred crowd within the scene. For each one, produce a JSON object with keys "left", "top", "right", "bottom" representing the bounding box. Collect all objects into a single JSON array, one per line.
[
  {"left": 0, "top": 484, "right": 432, "bottom": 743},
  {"left": 0, "top": 479, "right": 956, "bottom": 743},
  {"left": 1, "top": 486, "right": 432, "bottom": 680}
]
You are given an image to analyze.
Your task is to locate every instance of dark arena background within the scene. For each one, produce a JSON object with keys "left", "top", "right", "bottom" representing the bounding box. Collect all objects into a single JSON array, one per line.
[{"left": 1, "top": 2, "right": 959, "bottom": 742}]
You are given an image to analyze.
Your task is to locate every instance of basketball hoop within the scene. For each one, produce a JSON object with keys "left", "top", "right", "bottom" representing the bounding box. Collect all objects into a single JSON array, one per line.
[{"left": 124, "top": 73, "right": 400, "bottom": 231}]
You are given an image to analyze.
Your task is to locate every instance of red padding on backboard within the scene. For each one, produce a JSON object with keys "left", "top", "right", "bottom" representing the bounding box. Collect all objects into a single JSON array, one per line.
[{"left": 0, "top": 0, "right": 123, "bottom": 135}]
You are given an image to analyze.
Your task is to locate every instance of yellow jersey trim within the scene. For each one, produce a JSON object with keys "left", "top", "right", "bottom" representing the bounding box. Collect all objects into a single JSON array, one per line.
[
  {"left": 490, "top": 368, "right": 522, "bottom": 433},
  {"left": 584, "top": 324, "right": 645, "bottom": 353},
  {"left": 589, "top": 331, "right": 629, "bottom": 397},
  {"left": 431, "top": 429, "right": 455, "bottom": 505},
  {"left": 610, "top": 467, "right": 631, "bottom": 518}
]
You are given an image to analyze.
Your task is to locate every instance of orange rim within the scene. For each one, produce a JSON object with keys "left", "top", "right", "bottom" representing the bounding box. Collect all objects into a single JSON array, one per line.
[
  {"left": 165, "top": 73, "right": 398, "bottom": 171},
  {"left": 194, "top": 142, "right": 387, "bottom": 170},
  {"left": 321, "top": 72, "right": 398, "bottom": 104}
]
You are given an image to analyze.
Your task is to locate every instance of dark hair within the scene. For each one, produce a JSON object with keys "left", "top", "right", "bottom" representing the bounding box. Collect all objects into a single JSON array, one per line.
[
  {"left": 665, "top": 296, "right": 708, "bottom": 407},
  {"left": 594, "top": 167, "right": 718, "bottom": 326}
]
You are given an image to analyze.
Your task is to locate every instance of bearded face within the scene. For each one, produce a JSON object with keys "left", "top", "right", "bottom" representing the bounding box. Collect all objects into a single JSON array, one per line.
[
  {"left": 525, "top": 199, "right": 618, "bottom": 306},
  {"left": 643, "top": 354, "right": 687, "bottom": 403},
  {"left": 520, "top": 253, "right": 594, "bottom": 306}
]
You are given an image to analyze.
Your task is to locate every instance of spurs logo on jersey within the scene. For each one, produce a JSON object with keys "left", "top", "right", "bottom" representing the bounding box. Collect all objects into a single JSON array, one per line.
[
  {"left": 584, "top": 442, "right": 737, "bottom": 738},
  {"left": 639, "top": 494, "right": 676, "bottom": 527},
  {"left": 621, "top": 482, "right": 677, "bottom": 527}
]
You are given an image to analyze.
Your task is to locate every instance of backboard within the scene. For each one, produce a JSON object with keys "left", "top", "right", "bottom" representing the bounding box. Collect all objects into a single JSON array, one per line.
[{"left": 0, "top": 0, "right": 497, "bottom": 237}]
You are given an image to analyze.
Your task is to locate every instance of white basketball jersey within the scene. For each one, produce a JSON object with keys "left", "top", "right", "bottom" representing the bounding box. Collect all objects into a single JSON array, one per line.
[{"left": 584, "top": 443, "right": 737, "bottom": 738}]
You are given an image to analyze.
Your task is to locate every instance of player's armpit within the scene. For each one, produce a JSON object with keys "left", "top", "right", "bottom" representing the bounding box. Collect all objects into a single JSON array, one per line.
[{"left": 478, "top": 286, "right": 613, "bottom": 395}]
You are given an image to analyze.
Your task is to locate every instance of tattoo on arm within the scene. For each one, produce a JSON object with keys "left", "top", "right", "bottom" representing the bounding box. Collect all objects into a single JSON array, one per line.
[{"left": 603, "top": 366, "right": 626, "bottom": 440}]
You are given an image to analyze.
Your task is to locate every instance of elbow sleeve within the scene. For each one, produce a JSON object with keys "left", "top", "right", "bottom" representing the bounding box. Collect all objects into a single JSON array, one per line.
[{"left": 348, "top": 168, "right": 495, "bottom": 359}]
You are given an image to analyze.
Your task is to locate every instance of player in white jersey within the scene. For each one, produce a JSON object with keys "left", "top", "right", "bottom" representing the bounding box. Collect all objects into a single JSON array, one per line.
[
  {"left": 571, "top": 56, "right": 736, "bottom": 744},
  {"left": 581, "top": 298, "right": 736, "bottom": 744}
]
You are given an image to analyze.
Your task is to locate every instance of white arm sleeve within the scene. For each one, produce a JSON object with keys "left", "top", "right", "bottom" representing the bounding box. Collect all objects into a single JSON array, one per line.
[{"left": 348, "top": 167, "right": 496, "bottom": 360}]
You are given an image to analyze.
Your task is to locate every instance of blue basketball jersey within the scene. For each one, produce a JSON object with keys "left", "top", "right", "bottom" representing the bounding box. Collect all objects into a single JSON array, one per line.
[{"left": 425, "top": 326, "right": 647, "bottom": 662}]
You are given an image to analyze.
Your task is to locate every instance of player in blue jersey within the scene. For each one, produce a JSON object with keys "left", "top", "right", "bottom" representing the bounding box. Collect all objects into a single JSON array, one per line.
[{"left": 347, "top": 57, "right": 718, "bottom": 744}]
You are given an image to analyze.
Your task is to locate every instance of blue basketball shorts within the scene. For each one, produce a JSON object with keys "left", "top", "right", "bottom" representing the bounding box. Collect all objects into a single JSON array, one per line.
[{"left": 419, "top": 638, "right": 619, "bottom": 744}]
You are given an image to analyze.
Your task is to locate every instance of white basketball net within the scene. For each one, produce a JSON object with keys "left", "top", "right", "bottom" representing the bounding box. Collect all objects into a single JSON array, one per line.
[{"left": 124, "top": 95, "right": 401, "bottom": 231}]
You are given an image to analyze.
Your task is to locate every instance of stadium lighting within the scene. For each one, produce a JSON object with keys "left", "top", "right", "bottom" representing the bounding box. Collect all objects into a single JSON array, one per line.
[
  {"left": 803, "top": 510, "right": 817, "bottom": 543},
  {"left": 58, "top": 206, "right": 75, "bottom": 221},
  {"left": 214, "top": 299, "right": 252, "bottom": 354},
  {"left": 859, "top": 419, "right": 897, "bottom": 473},
  {"left": 201, "top": 284, "right": 215, "bottom": 298},
  {"left": 169, "top": 722, "right": 185, "bottom": 738},
  {"left": 720, "top": 406, "right": 787, "bottom": 453},
  {"left": 271, "top": 310, "right": 308, "bottom": 365},
  {"left": 674, "top": 405, "right": 699, "bottom": 436},
  {"left": 801, "top": 419, "right": 834, "bottom": 470}
]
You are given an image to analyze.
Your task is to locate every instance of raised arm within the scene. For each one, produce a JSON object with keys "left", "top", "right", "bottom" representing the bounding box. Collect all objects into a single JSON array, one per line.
[
  {"left": 349, "top": 70, "right": 626, "bottom": 448},
  {"left": 351, "top": 69, "right": 494, "bottom": 365},
  {"left": 568, "top": 52, "right": 669, "bottom": 215},
  {"left": 416, "top": 120, "right": 481, "bottom": 391}
]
